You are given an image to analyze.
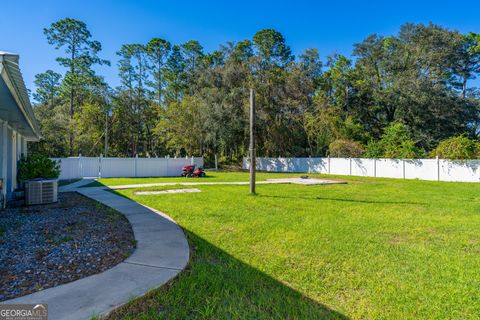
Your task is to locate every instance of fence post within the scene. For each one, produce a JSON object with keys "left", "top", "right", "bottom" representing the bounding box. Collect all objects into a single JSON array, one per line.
[
  {"left": 328, "top": 156, "right": 331, "bottom": 174},
  {"left": 215, "top": 154, "right": 218, "bottom": 171},
  {"left": 78, "top": 153, "right": 83, "bottom": 178},
  {"left": 349, "top": 158, "right": 352, "bottom": 176},
  {"left": 373, "top": 158, "right": 377, "bottom": 177},
  {"left": 135, "top": 154, "right": 138, "bottom": 177},
  {"left": 402, "top": 159, "right": 406, "bottom": 179},
  {"left": 436, "top": 156, "right": 440, "bottom": 181},
  {"left": 166, "top": 155, "right": 169, "bottom": 176},
  {"left": 99, "top": 154, "right": 103, "bottom": 178},
  {"left": 191, "top": 156, "right": 194, "bottom": 166}
]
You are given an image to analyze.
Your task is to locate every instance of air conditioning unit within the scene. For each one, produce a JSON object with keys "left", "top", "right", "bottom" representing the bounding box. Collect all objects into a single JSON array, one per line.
[{"left": 25, "top": 179, "right": 58, "bottom": 205}]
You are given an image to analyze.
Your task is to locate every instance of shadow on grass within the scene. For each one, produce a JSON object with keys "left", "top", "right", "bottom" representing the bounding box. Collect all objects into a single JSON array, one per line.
[
  {"left": 257, "top": 194, "right": 426, "bottom": 205},
  {"left": 107, "top": 230, "right": 349, "bottom": 320},
  {"left": 58, "top": 178, "right": 82, "bottom": 186},
  {"left": 80, "top": 180, "right": 105, "bottom": 188}
]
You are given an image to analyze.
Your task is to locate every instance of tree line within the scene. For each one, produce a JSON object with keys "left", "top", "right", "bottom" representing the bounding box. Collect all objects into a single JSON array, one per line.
[{"left": 31, "top": 18, "right": 480, "bottom": 163}]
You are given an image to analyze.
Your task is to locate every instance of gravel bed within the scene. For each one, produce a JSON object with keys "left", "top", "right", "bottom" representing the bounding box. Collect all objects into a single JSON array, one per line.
[{"left": 0, "top": 192, "right": 135, "bottom": 301}]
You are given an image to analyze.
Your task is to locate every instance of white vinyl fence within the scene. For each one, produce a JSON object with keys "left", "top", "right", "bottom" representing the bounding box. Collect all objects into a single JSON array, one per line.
[
  {"left": 51, "top": 156, "right": 204, "bottom": 180},
  {"left": 243, "top": 157, "right": 480, "bottom": 183}
]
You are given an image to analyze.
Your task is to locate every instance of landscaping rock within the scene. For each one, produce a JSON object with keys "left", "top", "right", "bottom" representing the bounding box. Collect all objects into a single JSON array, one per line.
[{"left": 0, "top": 192, "right": 135, "bottom": 301}]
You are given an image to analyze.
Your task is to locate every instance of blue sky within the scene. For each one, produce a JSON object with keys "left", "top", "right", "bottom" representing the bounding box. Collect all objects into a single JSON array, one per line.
[{"left": 1, "top": 0, "right": 480, "bottom": 92}]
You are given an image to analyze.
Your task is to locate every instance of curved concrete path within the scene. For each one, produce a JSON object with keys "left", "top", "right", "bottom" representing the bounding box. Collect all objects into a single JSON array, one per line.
[{"left": 2, "top": 179, "right": 189, "bottom": 320}]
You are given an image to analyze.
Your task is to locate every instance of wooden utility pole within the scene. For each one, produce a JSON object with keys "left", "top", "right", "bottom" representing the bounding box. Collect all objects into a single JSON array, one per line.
[
  {"left": 249, "top": 89, "right": 256, "bottom": 194},
  {"left": 104, "top": 111, "right": 109, "bottom": 157}
]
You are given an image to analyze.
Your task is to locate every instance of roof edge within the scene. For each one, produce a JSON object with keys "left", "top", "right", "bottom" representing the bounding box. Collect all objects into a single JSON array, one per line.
[{"left": 0, "top": 52, "right": 41, "bottom": 140}]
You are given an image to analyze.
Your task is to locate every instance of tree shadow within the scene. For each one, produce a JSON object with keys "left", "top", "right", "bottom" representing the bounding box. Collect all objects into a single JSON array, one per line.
[
  {"left": 441, "top": 159, "right": 480, "bottom": 177},
  {"left": 107, "top": 231, "right": 349, "bottom": 319},
  {"left": 257, "top": 194, "right": 426, "bottom": 205},
  {"left": 253, "top": 157, "right": 328, "bottom": 173},
  {"left": 352, "top": 158, "right": 370, "bottom": 175}
]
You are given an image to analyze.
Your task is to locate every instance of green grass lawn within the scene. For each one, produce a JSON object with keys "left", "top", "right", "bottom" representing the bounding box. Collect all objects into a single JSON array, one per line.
[
  {"left": 104, "top": 173, "right": 480, "bottom": 319},
  {"left": 83, "top": 171, "right": 337, "bottom": 187}
]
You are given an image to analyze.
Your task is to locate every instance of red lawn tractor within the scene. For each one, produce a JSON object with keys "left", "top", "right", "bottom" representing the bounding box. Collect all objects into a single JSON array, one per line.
[{"left": 181, "top": 165, "right": 206, "bottom": 178}]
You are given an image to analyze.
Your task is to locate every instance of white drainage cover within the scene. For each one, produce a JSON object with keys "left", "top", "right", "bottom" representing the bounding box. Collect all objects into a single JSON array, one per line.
[{"left": 134, "top": 188, "right": 201, "bottom": 195}]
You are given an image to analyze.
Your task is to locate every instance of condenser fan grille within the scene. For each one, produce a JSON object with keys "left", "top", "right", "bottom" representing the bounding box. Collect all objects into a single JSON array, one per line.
[{"left": 26, "top": 180, "right": 58, "bottom": 205}]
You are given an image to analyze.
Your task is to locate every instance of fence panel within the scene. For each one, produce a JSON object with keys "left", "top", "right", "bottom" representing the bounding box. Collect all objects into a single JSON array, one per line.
[
  {"left": 51, "top": 156, "right": 204, "bottom": 179},
  {"left": 101, "top": 158, "right": 136, "bottom": 178},
  {"left": 439, "top": 160, "right": 480, "bottom": 183},
  {"left": 404, "top": 159, "right": 437, "bottom": 181},
  {"left": 375, "top": 159, "right": 404, "bottom": 179},
  {"left": 135, "top": 158, "right": 168, "bottom": 177},
  {"left": 351, "top": 158, "right": 375, "bottom": 177},
  {"left": 255, "top": 158, "right": 284, "bottom": 172},
  {"left": 52, "top": 157, "right": 80, "bottom": 180},
  {"left": 244, "top": 157, "right": 480, "bottom": 183},
  {"left": 164, "top": 157, "right": 203, "bottom": 176},
  {"left": 252, "top": 157, "right": 328, "bottom": 173},
  {"left": 329, "top": 158, "right": 351, "bottom": 175},
  {"left": 80, "top": 157, "right": 100, "bottom": 177},
  {"left": 308, "top": 158, "right": 328, "bottom": 174}
]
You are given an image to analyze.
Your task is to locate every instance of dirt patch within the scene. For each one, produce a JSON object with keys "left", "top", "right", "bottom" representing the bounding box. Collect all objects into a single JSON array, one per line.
[{"left": 0, "top": 192, "right": 135, "bottom": 301}]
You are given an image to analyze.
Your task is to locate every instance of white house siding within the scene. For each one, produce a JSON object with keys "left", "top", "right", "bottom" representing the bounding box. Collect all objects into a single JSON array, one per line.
[
  {"left": 6, "top": 127, "right": 13, "bottom": 194},
  {"left": 0, "top": 52, "right": 39, "bottom": 206},
  {"left": 0, "top": 120, "right": 7, "bottom": 202},
  {"left": 0, "top": 121, "right": 27, "bottom": 201}
]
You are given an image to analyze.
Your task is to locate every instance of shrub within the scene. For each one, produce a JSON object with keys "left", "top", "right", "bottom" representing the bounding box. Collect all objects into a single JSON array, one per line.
[
  {"left": 363, "top": 140, "right": 384, "bottom": 158},
  {"left": 340, "top": 116, "right": 371, "bottom": 144},
  {"left": 328, "top": 139, "right": 364, "bottom": 157},
  {"left": 431, "top": 135, "right": 480, "bottom": 159},
  {"left": 18, "top": 154, "right": 60, "bottom": 181},
  {"left": 364, "top": 123, "right": 423, "bottom": 158}
]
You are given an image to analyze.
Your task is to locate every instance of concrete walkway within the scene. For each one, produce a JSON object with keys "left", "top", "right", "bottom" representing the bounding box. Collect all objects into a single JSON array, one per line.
[
  {"left": 58, "top": 178, "right": 96, "bottom": 191},
  {"left": 2, "top": 179, "right": 189, "bottom": 320}
]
